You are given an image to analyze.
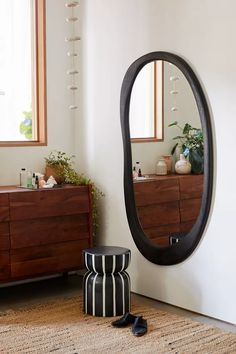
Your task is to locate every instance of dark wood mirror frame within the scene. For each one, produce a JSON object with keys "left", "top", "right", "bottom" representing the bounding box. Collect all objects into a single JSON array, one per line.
[{"left": 120, "top": 52, "right": 214, "bottom": 265}]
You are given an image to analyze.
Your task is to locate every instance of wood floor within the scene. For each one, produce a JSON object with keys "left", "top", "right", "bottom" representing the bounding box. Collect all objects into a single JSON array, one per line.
[{"left": 0, "top": 273, "right": 235, "bottom": 334}]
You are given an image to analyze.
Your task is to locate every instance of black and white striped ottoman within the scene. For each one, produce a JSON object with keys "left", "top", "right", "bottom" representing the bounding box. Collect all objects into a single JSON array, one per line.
[{"left": 83, "top": 246, "right": 131, "bottom": 317}]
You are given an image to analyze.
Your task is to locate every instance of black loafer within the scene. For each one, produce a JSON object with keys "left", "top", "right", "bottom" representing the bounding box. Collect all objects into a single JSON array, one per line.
[
  {"left": 112, "top": 312, "right": 137, "bottom": 327},
  {"left": 131, "top": 316, "right": 147, "bottom": 336}
]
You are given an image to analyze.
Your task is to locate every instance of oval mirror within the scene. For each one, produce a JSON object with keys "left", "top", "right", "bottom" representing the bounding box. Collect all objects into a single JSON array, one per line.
[{"left": 120, "top": 52, "right": 213, "bottom": 265}]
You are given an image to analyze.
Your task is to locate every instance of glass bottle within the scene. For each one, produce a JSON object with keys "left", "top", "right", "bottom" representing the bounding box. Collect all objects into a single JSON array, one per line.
[
  {"left": 27, "top": 171, "right": 32, "bottom": 188},
  {"left": 20, "top": 168, "right": 27, "bottom": 187}
]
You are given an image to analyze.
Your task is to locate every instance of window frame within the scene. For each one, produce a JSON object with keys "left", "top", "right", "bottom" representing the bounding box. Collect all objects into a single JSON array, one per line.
[{"left": 0, "top": 0, "right": 47, "bottom": 147}]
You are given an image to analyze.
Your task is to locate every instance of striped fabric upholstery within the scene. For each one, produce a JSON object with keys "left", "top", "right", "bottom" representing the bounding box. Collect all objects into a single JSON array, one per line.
[{"left": 83, "top": 246, "right": 131, "bottom": 317}]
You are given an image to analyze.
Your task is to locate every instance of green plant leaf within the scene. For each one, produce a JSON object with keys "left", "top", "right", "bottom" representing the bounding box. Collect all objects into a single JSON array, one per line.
[
  {"left": 183, "top": 123, "right": 192, "bottom": 134},
  {"left": 171, "top": 143, "right": 178, "bottom": 155},
  {"left": 172, "top": 135, "right": 184, "bottom": 140},
  {"left": 168, "top": 121, "right": 178, "bottom": 127}
]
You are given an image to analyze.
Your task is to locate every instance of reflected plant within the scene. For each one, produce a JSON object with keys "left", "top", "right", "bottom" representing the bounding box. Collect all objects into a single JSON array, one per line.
[
  {"left": 169, "top": 121, "right": 204, "bottom": 156},
  {"left": 19, "top": 109, "right": 32, "bottom": 140},
  {"left": 169, "top": 121, "right": 204, "bottom": 174}
]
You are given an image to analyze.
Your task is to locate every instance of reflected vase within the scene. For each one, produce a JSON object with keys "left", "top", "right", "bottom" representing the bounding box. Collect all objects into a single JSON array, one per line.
[{"left": 175, "top": 154, "right": 191, "bottom": 175}]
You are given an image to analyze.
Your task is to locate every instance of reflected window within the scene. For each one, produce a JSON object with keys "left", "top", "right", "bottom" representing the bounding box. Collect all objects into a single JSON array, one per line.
[{"left": 130, "top": 61, "right": 163, "bottom": 142}]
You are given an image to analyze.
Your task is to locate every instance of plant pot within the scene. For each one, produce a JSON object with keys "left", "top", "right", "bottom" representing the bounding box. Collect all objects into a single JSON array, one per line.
[
  {"left": 189, "top": 149, "right": 204, "bottom": 174},
  {"left": 45, "top": 165, "right": 65, "bottom": 184}
]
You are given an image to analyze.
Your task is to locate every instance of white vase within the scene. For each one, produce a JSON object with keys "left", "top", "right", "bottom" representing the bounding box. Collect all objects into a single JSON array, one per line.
[
  {"left": 156, "top": 158, "right": 167, "bottom": 175},
  {"left": 175, "top": 154, "right": 191, "bottom": 175}
]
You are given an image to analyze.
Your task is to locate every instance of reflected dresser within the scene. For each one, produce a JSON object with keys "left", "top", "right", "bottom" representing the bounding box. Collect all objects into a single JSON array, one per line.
[{"left": 134, "top": 174, "right": 204, "bottom": 246}]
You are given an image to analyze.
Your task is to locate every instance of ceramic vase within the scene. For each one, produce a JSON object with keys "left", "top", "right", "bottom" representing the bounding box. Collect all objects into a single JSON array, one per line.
[
  {"left": 175, "top": 154, "right": 191, "bottom": 175},
  {"left": 162, "top": 155, "right": 172, "bottom": 174},
  {"left": 45, "top": 165, "right": 65, "bottom": 184},
  {"left": 156, "top": 158, "right": 167, "bottom": 175}
]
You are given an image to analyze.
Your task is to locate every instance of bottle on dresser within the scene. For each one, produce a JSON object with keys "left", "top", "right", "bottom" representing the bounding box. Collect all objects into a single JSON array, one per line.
[
  {"left": 20, "top": 168, "right": 27, "bottom": 187},
  {"left": 27, "top": 172, "right": 33, "bottom": 188},
  {"left": 135, "top": 161, "right": 142, "bottom": 177}
]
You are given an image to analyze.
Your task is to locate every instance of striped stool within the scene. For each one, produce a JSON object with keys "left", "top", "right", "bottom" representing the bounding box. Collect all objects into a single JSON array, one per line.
[{"left": 83, "top": 246, "right": 131, "bottom": 317}]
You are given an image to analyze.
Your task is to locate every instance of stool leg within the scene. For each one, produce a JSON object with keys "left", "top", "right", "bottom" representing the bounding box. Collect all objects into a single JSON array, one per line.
[
  {"left": 115, "top": 271, "right": 130, "bottom": 316},
  {"left": 83, "top": 271, "right": 94, "bottom": 314},
  {"left": 83, "top": 271, "right": 130, "bottom": 317}
]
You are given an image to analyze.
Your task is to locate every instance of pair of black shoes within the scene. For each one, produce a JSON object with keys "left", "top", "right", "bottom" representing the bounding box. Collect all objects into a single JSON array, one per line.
[{"left": 112, "top": 312, "right": 147, "bottom": 336}]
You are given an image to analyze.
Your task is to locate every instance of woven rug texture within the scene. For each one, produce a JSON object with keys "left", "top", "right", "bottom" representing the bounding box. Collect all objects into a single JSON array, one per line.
[{"left": 0, "top": 296, "right": 235, "bottom": 354}]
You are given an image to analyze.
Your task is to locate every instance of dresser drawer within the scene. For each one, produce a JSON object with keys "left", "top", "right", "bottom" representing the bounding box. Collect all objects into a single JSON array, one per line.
[
  {"left": 179, "top": 175, "right": 204, "bottom": 200},
  {"left": 134, "top": 179, "right": 179, "bottom": 207},
  {"left": 0, "top": 223, "right": 10, "bottom": 250},
  {"left": 0, "top": 194, "right": 9, "bottom": 222},
  {"left": 180, "top": 198, "right": 202, "bottom": 222},
  {"left": 11, "top": 239, "right": 90, "bottom": 278},
  {"left": 9, "top": 186, "right": 90, "bottom": 220},
  {"left": 0, "top": 252, "right": 10, "bottom": 280},
  {"left": 137, "top": 201, "right": 180, "bottom": 228},
  {"left": 10, "top": 214, "right": 90, "bottom": 249}
]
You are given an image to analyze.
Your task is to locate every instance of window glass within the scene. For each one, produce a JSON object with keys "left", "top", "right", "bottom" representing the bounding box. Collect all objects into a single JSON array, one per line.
[{"left": 0, "top": 0, "right": 46, "bottom": 146}]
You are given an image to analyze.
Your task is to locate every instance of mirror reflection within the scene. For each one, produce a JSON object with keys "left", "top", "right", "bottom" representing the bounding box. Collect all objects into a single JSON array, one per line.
[
  {"left": 130, "top": 61, "right": 163, "bottom": 141},
  {"left": 130, "top": 60, "right": 204, "bottom": 247}
]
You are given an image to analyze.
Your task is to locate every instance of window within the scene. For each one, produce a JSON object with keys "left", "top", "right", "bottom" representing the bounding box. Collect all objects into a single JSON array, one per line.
[
  {"left": 130, "top": 61, "right": 163, "bottom": 142},
  {"left": 0, "top": 0, "right": 46, "bottom": 146}
]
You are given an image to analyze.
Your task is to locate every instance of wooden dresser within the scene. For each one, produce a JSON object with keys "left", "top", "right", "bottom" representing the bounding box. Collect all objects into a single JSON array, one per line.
[
  {"left": 134, "top": 174, "right": 203, "bottom": 246},
  {"left": 0, "top": 185, "right": 93, "bottom": 283}
]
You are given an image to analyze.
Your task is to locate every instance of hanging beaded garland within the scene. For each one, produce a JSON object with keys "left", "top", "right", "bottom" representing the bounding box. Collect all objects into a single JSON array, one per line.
[
  {"left": 169, "top": 63, "right": 180, "bottom": 113},
  {"left": 65, "top": 1, "right": 80, "bottom": 110}
]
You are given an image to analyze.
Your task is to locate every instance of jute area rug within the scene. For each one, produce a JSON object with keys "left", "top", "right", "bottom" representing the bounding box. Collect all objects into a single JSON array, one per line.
[{"left": 0, "top": 296, "right": 235, "bottom": 354}]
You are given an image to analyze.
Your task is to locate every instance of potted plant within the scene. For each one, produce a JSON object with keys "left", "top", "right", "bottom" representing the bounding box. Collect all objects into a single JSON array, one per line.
[
  {"left": 45, "top": 151, "right": 75, "bottom": 184},
  {"left": 44, "top": 151, "right": 104, "bottom": 238},
  {"left": 169, "top": 121, "right": 204, "bottom": 174}
]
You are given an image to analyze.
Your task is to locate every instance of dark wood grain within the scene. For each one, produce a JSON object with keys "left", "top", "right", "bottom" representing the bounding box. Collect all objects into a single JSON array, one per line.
[
  {"left": 0, "top": 252, "right": 10, "bottom": 280},
  {"left": 10, "top": 214, "right": 89, "bottom": 249},
  {"left": 137, "top": 202, "right": 180, "bottom": 228},
  {"left": 179, "top": 175, "right": 204, "bottom": 200},
  {"left": 134, "top": 178, "right": 179, "bottom": 206},
  {"left": 134, "top": 174, "right": 204, "bottom": 246},
  {"left": 0, "top": 194, "right": 9, "bottom": 222},
  {"left": 9, "top": 186, "right": 90, "bottom": 220},
  {"left": 0, "top": 185, "right": 93, "bottom": 283},
  {"left": 0, "top": 194, "right": 9, "bottom": 205},
  {"left": 180, "top": 220, "right": 196, "bottom": 232},
  {"left": 180, "top": 198, "right": 202, "bottom": 222},
  {"left": 11, "top": 239, "right": 89, "bottom": 278},
  {"left": 0, "top": 223, "right": 10, "bottom": 250},
  {"left": 143, "top": 223, "right": 180, "bottom": 246}
]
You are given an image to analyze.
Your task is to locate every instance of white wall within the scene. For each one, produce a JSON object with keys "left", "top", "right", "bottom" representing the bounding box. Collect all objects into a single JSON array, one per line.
[
  {"left": 80, "top": 0, "right": 236, "bottom": 324},
  {"left": 0, "top": 0, "right": 76, "bottom": 186}
]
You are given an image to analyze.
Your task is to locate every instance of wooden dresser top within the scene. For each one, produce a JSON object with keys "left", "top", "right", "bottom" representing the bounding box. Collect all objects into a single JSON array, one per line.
[{"left": 0, "top": 184, "right": 87, "bottom": 194}]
